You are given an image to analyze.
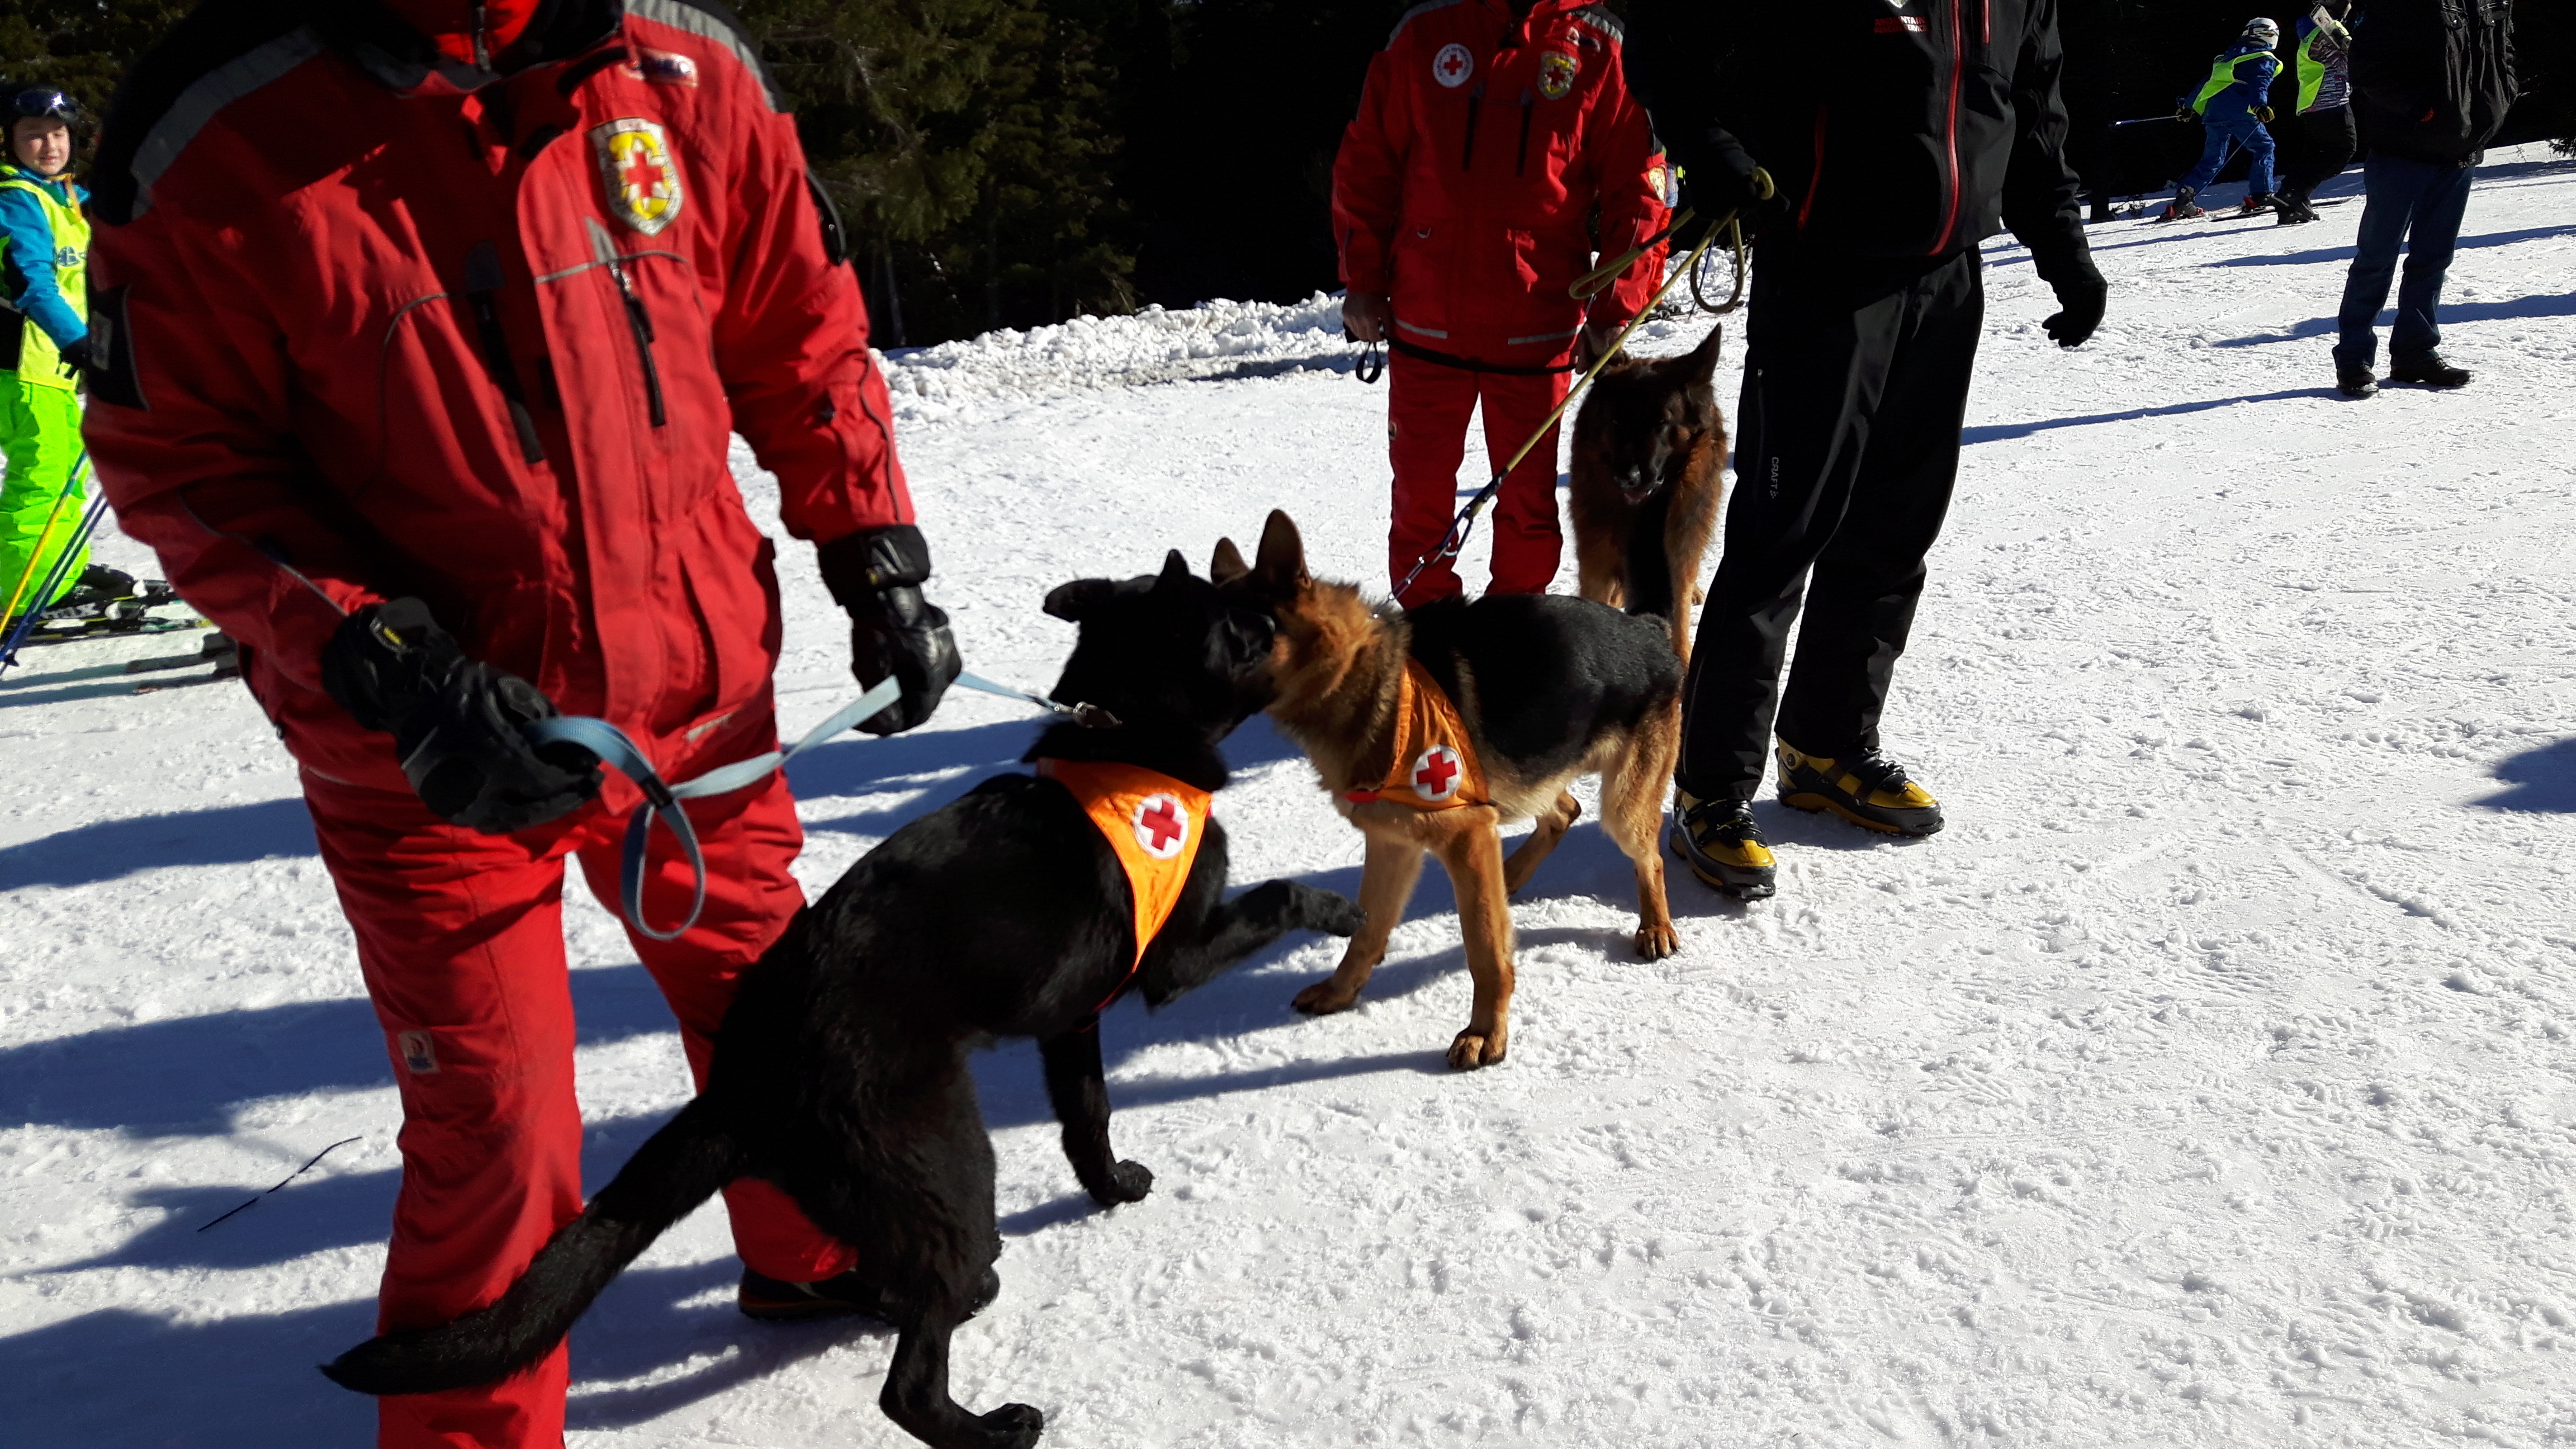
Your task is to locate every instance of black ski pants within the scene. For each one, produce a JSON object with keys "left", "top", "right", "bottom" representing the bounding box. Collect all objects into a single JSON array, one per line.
[
  {"left": 1677, "top": 242, "right": 1982, "bottom": 802},
  {"left": 2282, "top": 106, "right": 2356, "bottom": 206}
]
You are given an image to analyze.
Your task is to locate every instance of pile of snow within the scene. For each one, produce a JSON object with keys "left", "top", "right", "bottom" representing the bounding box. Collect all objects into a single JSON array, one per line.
[
  {"left": 6, "top": 149, "right": 2576, "bottom": 1448},
  {"left": 883, "top": 294, "right": 1353, "bottom": 423}
]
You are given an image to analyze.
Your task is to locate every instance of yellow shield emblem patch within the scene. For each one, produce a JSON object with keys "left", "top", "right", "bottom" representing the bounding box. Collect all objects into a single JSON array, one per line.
[
  {"left": 1538, "top": 51, "right": 1579, "bottom": 100},
  {"left": 591, "top": 118, "right": 683, "bottom": 236}
]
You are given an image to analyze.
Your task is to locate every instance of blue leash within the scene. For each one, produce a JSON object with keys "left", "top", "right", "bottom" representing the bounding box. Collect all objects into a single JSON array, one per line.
[{"left": 529, "top": 671, "right": 1076, "bottom": 941}]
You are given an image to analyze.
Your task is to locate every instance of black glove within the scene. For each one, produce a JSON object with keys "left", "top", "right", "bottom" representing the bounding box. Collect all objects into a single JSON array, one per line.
[
  {"left": 2042, "top": 264, "right": 2108, "bottom": 349},
  {"left": 57, "top": 334, "right": 96, "bottom": 381},
  {"left": 320, "top": 598, "right": 603, "bottom": 834},
  {"left": 817, "top": 523, "right": 960, "bottom": 736},
  {"left": 1678, "top": 146, "right": 1783, "bottom": 242}
]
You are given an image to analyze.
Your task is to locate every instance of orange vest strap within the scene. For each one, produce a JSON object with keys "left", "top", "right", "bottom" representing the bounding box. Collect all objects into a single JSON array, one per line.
[
  {"left": 1036, "top": 759, "right": 1214, "bottom": 1006},
  {"left": 1343, "top": 657, "right": 1487, "bottom": 810}
]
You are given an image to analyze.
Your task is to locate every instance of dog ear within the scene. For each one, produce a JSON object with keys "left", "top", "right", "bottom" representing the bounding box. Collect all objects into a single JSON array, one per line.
[
  {"left": 1043, "top": 577, "right": 1115, "bottom": 622},
  {"left": 1253, "top": 510, "right": 1309, "bottom": 594},
  {"left": 1210, "top": 537, "right": 1251, "bottom": 587},
  {"left": 1688, "top": 322, "right": 1724, "bottom": 383},
  {"left": 1157, "top": 548, "right": 1194, "bottom": 590}
]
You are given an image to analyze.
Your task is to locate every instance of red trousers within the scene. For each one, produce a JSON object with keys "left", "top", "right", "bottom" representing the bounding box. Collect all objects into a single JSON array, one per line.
[
  {"left": 305, "top": 750, "right": 855, "bottom": 1449},
  {"left": 1386, "top": 348, "right": 1570, "bottom": 605}
]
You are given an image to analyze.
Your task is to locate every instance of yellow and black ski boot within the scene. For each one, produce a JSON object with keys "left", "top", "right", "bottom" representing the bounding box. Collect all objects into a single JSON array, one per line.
[
  {"left": 1669, "top": 790, "right": 1777, "bottom": 900},
  {"left": 1775, "top": 741, "right": 1943, "bottom": 836}
]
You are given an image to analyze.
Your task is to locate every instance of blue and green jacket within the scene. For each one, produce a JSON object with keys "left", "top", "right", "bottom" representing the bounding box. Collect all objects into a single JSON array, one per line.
[
  {"left": 2187, "top": 40, "right": 2282, "bottom": 125},
  {"left": 0, "top": 165, "right": 89, "bottom": 348}
]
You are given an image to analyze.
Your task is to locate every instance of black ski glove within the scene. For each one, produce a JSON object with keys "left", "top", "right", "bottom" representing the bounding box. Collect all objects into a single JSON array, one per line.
[
  {"left": 2042, "top": 264, "right": 2109, "bottom": 349},
  {"left": 56, "top": 334, "right": 96, "bottom": 382},
  {"left": 817, "top": 523, "right": 960, "bottom": 736},
  {"left": 320, "top": 598, "right": 603, "bottom": 834},
  {"left": 1677, "top": 145, "right": 1783, "bottom": 243}
]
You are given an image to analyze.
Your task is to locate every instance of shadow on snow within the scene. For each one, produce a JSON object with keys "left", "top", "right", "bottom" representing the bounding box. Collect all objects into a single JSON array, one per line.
[{"left": 2476, "top": 737, "right": 2576, "bottom": 813}]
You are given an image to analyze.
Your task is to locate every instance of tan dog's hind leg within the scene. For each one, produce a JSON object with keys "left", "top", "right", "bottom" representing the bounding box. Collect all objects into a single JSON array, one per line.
[
  {"left": 1430, "top": 809, "right": 1514, "bottom": 1069},
  {"left": 1294, "top": 831, "right": 1426, "bottom": 1016},
  {"left": 1600, "top": 703, "right": 1683, "bottom": 960},
  {"left": 1501, "top": 790, "right": 1581, "bottom": 895}
]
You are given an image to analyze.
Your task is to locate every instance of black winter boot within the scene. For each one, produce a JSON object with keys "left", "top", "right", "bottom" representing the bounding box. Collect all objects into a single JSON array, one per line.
[{"left": 2388, "top": 353, "right": 2471, "bottom": 389}]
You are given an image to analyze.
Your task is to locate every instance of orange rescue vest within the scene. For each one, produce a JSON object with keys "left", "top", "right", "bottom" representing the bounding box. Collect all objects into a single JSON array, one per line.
[
  {"left": 1343, "top": 658, "right": 1488, "bottom": 810},
  {"left": 1037, "top": 759, "right": 1213, "bottom": 1003}
]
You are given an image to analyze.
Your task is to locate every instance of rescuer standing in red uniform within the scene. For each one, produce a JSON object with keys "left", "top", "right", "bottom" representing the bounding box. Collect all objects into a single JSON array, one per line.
[
  {"left": 1334, "top": 0, "right": 1671, "bottom": 606},
  {"left": 81, "top": 3, "right": 958, "bottom": 1445}
]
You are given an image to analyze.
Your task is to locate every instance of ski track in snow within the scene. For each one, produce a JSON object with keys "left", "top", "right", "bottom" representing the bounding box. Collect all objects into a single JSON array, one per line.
[{"left": 3, "top": 152, "right": 2573, "bottom": 1447}]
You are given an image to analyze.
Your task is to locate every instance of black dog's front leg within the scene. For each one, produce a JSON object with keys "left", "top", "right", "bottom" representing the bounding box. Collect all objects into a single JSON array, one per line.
[
  {"left": 1161, "top": 879, "right": 1367, "bottom": 989},
  {"left": 880, "top": 1301, "right": 1043, "bottom": 1449},
  {"left": 1040, "top": 1027, "right": 1152, "bottom": 1206}
]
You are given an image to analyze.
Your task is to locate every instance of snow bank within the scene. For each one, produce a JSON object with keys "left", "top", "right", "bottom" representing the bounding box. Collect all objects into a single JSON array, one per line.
[{"left": 882, "top": 294, "right": 1353, "bottom": 423}]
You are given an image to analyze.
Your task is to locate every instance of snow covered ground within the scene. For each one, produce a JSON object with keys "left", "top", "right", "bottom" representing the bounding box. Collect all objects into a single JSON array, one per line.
[{"left": 5, "top": 148, "right": 2574, "bottom": 1448}]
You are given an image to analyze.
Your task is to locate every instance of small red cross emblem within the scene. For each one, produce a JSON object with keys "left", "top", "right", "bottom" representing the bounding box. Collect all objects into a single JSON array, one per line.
[
  {"left": 1132, "top": 794, "right": 1189, "bottom": 859},
  {"left": 1412, "top": 745, "right": 1462, "bottom": 802},
  {"left": 621, "top": 148, "right": 666, "bottom": 195},
  {"left": 1433, "top": 42, "right": 1474, "bottom": 88}
]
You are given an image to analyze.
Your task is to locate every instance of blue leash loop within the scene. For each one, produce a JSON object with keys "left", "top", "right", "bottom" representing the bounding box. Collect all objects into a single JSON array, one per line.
[
  {"left": 529, "top": 671, "right": 1076, "bottom": 941},
  {"left": 526, "top": 676, "right": 901, "bottom": 942}
]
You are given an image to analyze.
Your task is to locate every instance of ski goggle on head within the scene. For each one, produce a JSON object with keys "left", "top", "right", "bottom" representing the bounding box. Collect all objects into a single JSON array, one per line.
[
  {"left": 7, "top": 88, "right": 80, "bottom": 127},
  {"left": 2243, "top": 17, "right": 2280, "bottom": 44}
]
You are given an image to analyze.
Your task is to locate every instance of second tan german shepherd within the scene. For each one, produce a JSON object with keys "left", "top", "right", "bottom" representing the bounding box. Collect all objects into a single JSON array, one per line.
[
  {"left": 1566, "top": 323, "right": 1729, "bottom": 663},
  {"left": 1213, "top": 512, "right": 1682, "bottom": 1070}
]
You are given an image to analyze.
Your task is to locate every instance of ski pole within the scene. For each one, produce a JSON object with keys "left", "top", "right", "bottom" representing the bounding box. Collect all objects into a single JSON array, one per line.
[
  {"left": 0, "top": 473, "right": 78, "bottom": 628},
  {"left": 0, "top": 489, "right": 106, "bottom": 673}
]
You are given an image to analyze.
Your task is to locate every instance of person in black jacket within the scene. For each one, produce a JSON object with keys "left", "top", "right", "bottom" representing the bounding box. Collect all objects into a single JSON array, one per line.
[
  {"left": 1631, "top": 0, "right": 2105, "bottom": 902},
  {"left": 2332, "top": 0, "right": 2517, "bottom": 396}
]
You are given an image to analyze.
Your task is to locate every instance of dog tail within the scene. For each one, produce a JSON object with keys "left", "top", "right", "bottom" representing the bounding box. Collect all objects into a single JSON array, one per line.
[
  {"left": 1621, "top": 485, "right": 1679, "bottom": 625},
  {"left": 320, "top": 1096, "right": 741, "bottom": 1397}
]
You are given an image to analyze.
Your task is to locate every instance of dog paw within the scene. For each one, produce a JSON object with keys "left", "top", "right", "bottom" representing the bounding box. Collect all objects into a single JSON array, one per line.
[
  {"left": 973, "top": 1402, "right": 1045, "bottom": 1448},
  {"left": 1635, "top": 922, "right": 1679, "bottom": 960},
  {"left": 1293, "top": 980, "right": 1361, "bottom": 1015},
  {"left": 1317, "top": 896, "right": 1368, "bottom": 937},
  {"left": 1446, "top": 1027, "right": 1507, "bottom": 1071},
  {"left": 1087, "top": 1159, "right": 1154, "bottom": 1206}
]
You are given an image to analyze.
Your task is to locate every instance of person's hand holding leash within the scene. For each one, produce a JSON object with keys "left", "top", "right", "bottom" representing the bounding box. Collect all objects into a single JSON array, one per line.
[
  {"left": 1342, "top": 291, "right": 1391, "bottom": 344},
  {"left": 820, "top": 523, "right": 960, "bottom": 735},
  {"left": 321, "top": 598, "right": 603, "bottom": 833}
]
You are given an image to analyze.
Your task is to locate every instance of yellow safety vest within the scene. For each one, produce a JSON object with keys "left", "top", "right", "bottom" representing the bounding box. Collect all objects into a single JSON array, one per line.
[{"left": 0, "top": 171, "right": 89, "bottom": 391}]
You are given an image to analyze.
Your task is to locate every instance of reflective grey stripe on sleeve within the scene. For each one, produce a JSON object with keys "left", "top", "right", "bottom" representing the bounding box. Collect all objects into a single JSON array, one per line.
[
  {"left": 1395, "top": 319, "right": 1452, "bottom": 339},
  {"left": 1505, "top": 328, "right": 1580, "bottom": 345},
  {"left": 1389, "top": 0, "right": 1468, "bottom": 44},
  {"left": 128, "top": 26, "right": 325, "bottom": 218},
  {"left": 627, "top": 0, "right": 786, "bottom": 110}
]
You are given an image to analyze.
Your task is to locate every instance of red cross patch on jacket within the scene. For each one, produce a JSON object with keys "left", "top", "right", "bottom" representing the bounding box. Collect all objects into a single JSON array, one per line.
[
  {"left": 1345, "top": 658, "right": 1488, "bottom": 811},
  {"left": 1038, "top": 758, "right": 1212, "bottom": 969}
]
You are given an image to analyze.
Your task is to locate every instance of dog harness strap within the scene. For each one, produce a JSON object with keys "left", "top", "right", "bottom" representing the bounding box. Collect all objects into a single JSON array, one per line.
[
  {"left": 1036, "top": 758, "right": 1213, "bottom": 1005},
  {"left": 527, "top": 676, "right": 902, "bottom": 940},
  {"left": 1343, "top": 659, "right": 1488, "bottom": 811}
]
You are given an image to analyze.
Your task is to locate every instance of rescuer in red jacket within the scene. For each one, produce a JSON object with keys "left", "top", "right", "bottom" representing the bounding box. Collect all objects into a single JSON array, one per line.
[
  {"left": 82, "top": 3, "right": 956, "bottom": 1445},
  {"left": 1334, "top": 0, "right": 1671, "bottom": 606}
]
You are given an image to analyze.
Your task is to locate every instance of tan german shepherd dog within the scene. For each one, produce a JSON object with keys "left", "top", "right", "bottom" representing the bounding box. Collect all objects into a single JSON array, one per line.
[
  {"left": 1212, "top": 512, "right": 1682, "bottom": 1070},
  {"left": 1566, "top": 323, "right": 1729, "bottom": 662}
]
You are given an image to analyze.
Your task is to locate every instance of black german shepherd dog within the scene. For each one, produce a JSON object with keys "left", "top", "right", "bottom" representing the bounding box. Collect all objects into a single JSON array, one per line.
[{"left": 321, "top": 552, "right": 1364, "bottom": 1449}]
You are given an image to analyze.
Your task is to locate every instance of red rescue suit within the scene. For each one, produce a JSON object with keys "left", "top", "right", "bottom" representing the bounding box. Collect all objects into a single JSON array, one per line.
[
  {"left": 82, "top": 3, "right": 901, "bottom": 1444},
  {"left": 1333, "top": 0, "right": 1669, "bottom": 604}
]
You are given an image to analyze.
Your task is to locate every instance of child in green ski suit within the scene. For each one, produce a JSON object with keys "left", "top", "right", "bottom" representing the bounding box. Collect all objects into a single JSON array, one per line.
[{"left": 0, "top": 84, "right": 92, "bottom": 622}]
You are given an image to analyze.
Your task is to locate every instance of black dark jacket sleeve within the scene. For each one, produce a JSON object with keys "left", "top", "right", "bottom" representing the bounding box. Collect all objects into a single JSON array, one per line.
[
  {"left": 2349, "top": 0, "right": 2518, "bottom": 165},
  {"left": 1999, "top": 0, "right": 2096, "bottom": 290}
]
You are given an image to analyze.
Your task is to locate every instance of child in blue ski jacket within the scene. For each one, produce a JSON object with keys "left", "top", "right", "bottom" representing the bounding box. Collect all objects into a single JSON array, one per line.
[
  {"left": 2160, "top": 18, "right": 2284, "bottom": 220},
  {"left": 0, "top": 83, "right": 96, "bottom": 623}
]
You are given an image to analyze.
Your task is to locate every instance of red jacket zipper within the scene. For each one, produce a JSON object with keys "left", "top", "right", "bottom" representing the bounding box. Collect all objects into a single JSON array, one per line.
[{"left": 1931, "top": 0, "right": 1965, "bottom": 254}]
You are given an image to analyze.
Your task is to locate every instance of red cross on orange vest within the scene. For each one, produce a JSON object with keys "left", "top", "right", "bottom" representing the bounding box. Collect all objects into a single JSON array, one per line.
[
  {"left": 1344, "top": 659, "right": 1487, "bottom": 811},
  {"left": 1036, "top": 759, "right": 1214, "bottom": 1014}
]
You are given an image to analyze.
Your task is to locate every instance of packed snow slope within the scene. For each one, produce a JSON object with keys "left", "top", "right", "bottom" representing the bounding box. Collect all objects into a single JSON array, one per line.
[{"left": 5, "top": 151, "right": 2574, "bottom": 1449}]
